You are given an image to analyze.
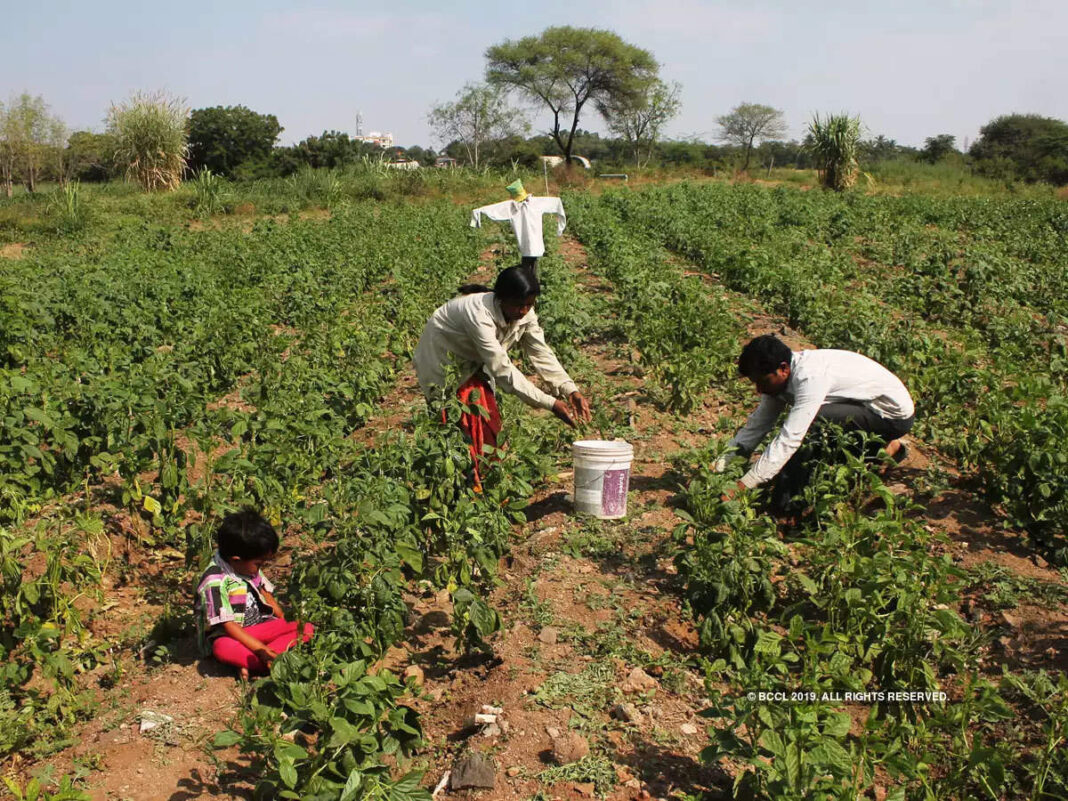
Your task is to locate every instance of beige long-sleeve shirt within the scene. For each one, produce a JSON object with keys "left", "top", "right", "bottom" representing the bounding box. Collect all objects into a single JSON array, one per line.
[
  {"left": 470, "top": 196, "right": 566, "bottom": 258},
  {"left": 413, "top": 292, "right": 578, "bottom": 410},
  {"left": 728, "top": 349, "right": 915, "bottom": 488}
]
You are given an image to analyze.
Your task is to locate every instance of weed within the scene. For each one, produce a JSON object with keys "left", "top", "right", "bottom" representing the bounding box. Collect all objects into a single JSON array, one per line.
[{"left": 539, "top": 755, "right": 617, "bottom": 797}]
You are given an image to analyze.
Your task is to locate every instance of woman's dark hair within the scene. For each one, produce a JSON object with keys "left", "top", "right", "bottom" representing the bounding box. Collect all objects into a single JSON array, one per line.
[
  {"left": 737, "top": 334, "right": 792, "bottom": 379},
  {"left": 217, "top": 509, "right": 279, "bottom": 560},
  {"left": 458, "top": 264, "right": 541, "bottom": 301}
]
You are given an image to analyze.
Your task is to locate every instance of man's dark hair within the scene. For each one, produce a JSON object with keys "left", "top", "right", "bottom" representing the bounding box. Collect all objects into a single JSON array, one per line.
[
  {"left": 738, "top": 334, "right": 792, "bottom": 379},
  {"left": 216, "top": 509, "right": 279, "bottom": 560},
  {"left": 458, "top": 264, "right": 541, "bottom": 301}
]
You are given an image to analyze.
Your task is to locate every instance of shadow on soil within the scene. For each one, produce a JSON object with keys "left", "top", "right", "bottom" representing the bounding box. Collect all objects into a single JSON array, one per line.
[
  {"left": 168, "top": 764, "right": 256, "bottom": 801},
  {"left": 618, "top": 742, "right": 731, "bottom": 800}
]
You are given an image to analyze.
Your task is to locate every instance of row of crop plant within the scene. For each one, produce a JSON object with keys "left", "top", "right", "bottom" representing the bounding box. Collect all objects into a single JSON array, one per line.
[
  {"left": 593, "top": 182, "right": 1068, "bottom": 563},
  {"left": 569, "top": 191, "right": 1068, "bottom": 799}
]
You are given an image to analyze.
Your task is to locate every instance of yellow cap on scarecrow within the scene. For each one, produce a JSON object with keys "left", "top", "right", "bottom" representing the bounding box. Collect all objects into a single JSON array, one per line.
[{"left": 505, "top": 179, "right": 528, "bottom": 203}]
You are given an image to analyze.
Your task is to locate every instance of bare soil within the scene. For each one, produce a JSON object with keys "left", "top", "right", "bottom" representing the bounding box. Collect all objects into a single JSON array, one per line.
[{"left": 0, "top": 242, "right": 28, "bottom": 259}]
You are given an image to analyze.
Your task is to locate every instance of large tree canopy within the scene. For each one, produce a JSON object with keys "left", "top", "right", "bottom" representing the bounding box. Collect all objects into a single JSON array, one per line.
[
  {"left": 486, "top": 26, "right": 658, "bottom": 164},
  {"left": 188, "top": 105, "right": 282, "bottom": 178},
  {"left": 717, "top": 103, "right": 787, "bottom": 172},
  {"left": 970, "top": 114, "right": 1068, "bottom": 185}
]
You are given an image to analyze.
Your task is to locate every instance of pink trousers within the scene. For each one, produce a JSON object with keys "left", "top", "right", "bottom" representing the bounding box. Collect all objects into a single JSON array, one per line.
[{"left": 211, "top": 619, "right": 314, "bottom": 674}]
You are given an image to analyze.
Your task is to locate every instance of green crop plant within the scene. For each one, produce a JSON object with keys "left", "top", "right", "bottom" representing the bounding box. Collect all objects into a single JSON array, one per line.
[
  {"left": 592, "top": 181, "right": 1068, "bottom": 563},
  {"left": 216, "top": 635, "right": 425, "bottom": 800}
]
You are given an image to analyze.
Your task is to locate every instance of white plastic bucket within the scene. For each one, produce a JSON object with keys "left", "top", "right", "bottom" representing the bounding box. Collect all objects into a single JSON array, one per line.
[{"left": 572, "top": 440, "right": 634, "bottom": 519}]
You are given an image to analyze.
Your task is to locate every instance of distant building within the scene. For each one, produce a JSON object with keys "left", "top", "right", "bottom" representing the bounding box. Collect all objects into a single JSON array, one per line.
[
  {"left": 385, "top": 158, "right": 420, "bottom": 170},
  {"left": 434, "top": 156, "right": 459, "bottom": 168},
  {"left": 355, "top": 131, "right": 394, "bottom": 148}
]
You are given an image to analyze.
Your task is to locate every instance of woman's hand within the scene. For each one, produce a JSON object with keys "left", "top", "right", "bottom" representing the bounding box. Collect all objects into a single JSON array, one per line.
[
  {"left": 552, "top": 399, "right": 577, "bottom": 427},
  {"left": 569, "top": 391, "right": 592, "bottom": 423}
]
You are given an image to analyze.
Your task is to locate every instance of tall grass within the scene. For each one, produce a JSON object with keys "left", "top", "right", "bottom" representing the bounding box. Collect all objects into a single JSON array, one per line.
[
  {"left": 807, "top": 113, "right": 861, "bottom": 191},
  {"left": 106, "top": 91, "right": 189, "bottom": 191}
]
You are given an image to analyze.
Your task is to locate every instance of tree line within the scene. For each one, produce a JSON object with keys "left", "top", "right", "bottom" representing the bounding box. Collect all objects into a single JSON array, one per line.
[{"left": 3, "top": 25, "right": 1066, "bottom": 194}]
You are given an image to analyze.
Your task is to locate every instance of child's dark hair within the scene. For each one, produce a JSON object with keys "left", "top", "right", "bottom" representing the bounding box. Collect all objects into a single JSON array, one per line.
[
  {"left": 458, "top": 264, "right": 541, "bottom": 301},
  {"left": 216, "top": 509, "right": 279, "bottom": 560},
  {"left": 738, "top": 334, "right": 792, "bottom": 379}
]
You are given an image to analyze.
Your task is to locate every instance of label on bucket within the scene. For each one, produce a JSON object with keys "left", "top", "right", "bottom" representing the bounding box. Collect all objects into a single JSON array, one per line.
[{"left": 601, "top": 469, "right": 630, "bottom": 517}]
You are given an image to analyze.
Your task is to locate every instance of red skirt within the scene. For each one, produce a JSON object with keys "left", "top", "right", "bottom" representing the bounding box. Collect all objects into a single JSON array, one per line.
[{"left": 445, "top": 375, "right": 502, "bottom": 492}]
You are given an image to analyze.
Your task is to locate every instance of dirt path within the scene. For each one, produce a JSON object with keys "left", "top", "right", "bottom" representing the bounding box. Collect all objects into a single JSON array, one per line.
[{"left": 365, "top": 236, "right": 733, "bottom": 801}]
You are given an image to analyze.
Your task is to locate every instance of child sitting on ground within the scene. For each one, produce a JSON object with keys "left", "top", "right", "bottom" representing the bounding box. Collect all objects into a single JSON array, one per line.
[{"left": 194, "top": 509, "right": 313, "bottom": 679}]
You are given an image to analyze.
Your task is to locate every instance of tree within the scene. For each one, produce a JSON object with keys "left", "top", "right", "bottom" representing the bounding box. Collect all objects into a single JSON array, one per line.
[
  {"left": 284, "top": 131, "right": 381, "bottom": 170},
  {"left": 187, "top": 105, "right": 283, "bottom": 178},
  {"left": 403, "top": 145, "right": 437, "bottom": 166},
  {"left": 921, "top": 134, "right": 957, "bottom": 164},
  {"left": 63, "top": 131, "right": 115, "bottom": 182},
  {"left": 858, "top": 135, "right": 903, "bottom": 163},
  {"left": 486, "top": 26, "right": 658, "bottom": 165},
  {"left": 717, "top": 103, "right": 787, "bottom": 172},
  {"left": 601, "top": 79, "right": 681, "bottom": 168},
  {"left": 806, "top": 113, "right": 862, "bottom": 191},
  {"left": 970, "top": 114, "right": 1068, "bottom": 185},
  {"left": 0, "top": 101, "right": 14, "bottom": 197},
  {"left": 107, "top": 90, "right": 189, "bottom": 191},
  {"left": 427, "top": 83, "right": 528, "bottom": 168},
  {"left": 0, "top": 93, "right": 66, "bottom": 194}
]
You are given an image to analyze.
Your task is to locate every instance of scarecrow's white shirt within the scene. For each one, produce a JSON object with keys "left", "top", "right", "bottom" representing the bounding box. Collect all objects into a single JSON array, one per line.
[{"left": 470, "top": 196, "right": 567, "bottom": 257}]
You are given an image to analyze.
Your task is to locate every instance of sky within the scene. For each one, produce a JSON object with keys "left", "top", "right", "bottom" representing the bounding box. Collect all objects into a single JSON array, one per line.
[{"left": 3, "top": 0, "right": 1067, "bottom": 151}]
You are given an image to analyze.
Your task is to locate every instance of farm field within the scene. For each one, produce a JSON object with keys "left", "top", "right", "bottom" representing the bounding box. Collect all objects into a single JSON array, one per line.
[{"left": 1, "top": 173, "right": 1067, "bottom": 800}]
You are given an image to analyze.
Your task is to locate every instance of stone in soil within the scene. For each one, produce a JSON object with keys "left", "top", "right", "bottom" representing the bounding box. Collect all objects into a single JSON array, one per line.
[
  {"left": 538, "top": 626, "right": 559, "bottom": 645},
  {"left": 622, "top": 667, "right": 658, "bottom": 693},
  {"left": 611, "top": 702, "right": 640, "bottom": 723},
  {"left": 551, "top": 732, "right": 589, "bottom": 765},
  {"left": 450, "top": 752, "right": 496, "bottom": 790}
]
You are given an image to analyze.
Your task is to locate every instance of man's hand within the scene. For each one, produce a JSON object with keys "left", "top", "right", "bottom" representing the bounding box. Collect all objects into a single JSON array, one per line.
[
  {"left": 720, "top": 481, "right": 747, "bottom": 503},
  {"left": 552, "top": 399, "right": 577, "bottom": 428},
  {"left": 569, "top": 391, "right": 592, "bottom": 423}
]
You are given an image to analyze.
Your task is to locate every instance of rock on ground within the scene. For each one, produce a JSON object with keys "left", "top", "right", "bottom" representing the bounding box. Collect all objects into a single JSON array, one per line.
[
  {"left": 551, "top": 732, "right": 589, "bottom": 765},
  {"left": 451, "top": 752, "right": 496, "bottom": 790}
]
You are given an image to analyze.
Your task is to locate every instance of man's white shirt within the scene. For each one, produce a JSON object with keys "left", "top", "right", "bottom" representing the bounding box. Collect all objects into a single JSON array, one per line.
[{"left": 728, "top": 349, "right": 915, "bottom": 488}]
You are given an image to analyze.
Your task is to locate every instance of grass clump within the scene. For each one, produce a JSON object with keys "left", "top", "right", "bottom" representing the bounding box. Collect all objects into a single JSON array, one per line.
[
  {"left": 539, "top": 755, "right": 617, "bottom": 797},
  {"left": 534, "top": 662, "right": 614, "bottom": 715},
  {"left": 107, "top": 90, "right": 188, "bottom": 191}
]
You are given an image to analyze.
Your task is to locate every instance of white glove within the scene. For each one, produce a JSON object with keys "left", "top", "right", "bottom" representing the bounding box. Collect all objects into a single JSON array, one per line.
[{"left": 712, "top": 453, "right": 735, "bottom": 473}]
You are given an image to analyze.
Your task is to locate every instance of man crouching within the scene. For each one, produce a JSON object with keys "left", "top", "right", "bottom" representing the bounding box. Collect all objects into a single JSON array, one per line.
[{"left": 716, "top": 334, "right": 914, "bottom": 513}]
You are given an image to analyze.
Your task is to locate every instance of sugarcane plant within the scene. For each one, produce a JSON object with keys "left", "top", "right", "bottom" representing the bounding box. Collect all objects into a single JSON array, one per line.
[{"left": 806, "top": 113, "right": 862, "bottom": 191}]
